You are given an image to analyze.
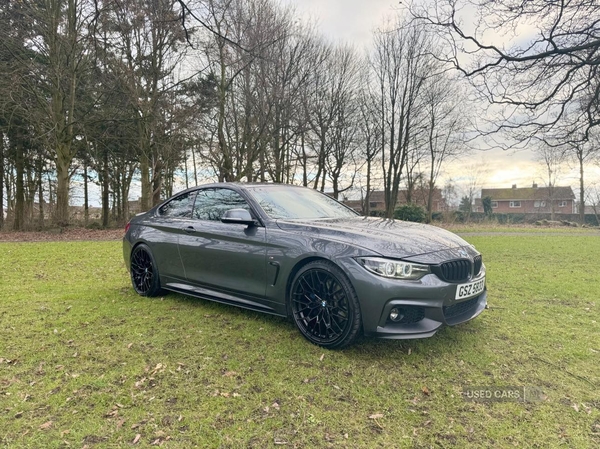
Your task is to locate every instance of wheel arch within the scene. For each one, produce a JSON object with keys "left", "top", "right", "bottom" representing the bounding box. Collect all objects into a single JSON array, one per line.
[
  {"left": 285, "top": 255, "right": 363, "bottom": 348},
  {"left": 130, "top": 240, "right": 149, "bottom": 255},
  {"left": 284, "top": 256, "right": 329, "bottom": 317},
  {"left": 284, "top": 256, "right": 358, "bottom": 318},
  {"left": 128, "top": 241, "right": 165, "bottom": 297}
]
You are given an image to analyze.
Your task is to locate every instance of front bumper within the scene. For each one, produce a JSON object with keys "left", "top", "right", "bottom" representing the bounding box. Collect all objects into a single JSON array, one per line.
[
  {"left": 368, "top": 290, "right": 487, "bottom": 339},
  {"left": 340, "top": 260, "right": 487, "bottom": 339}
]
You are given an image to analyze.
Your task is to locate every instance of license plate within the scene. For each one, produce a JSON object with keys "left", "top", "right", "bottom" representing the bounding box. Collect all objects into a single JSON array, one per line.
[{"left": 455, "top": 277, "right": 485, "bottom": 300}]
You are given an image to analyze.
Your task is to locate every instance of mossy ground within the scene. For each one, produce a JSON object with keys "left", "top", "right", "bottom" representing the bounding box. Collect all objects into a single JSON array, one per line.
[{"left": 1, "top": 231, "right": 599, "bottom": 448}]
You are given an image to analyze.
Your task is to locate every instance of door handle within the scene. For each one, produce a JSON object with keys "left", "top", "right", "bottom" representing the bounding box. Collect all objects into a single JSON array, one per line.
[{"left": 182, "top": 226, "right": 196, "bottom": 234}]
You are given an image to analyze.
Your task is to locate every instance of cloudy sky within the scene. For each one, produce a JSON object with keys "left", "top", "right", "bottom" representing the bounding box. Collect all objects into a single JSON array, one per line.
[
  {"left": 282, "top": 0, "right": 398, "bottom": 46},
  {"left": 281, "top": 0, "right": 600, "bottom": 198}
]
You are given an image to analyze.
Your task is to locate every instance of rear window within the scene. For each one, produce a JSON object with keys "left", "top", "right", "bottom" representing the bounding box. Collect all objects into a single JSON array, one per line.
[{"left": 158, "top": 191, "right": 195, "bottom": 218}]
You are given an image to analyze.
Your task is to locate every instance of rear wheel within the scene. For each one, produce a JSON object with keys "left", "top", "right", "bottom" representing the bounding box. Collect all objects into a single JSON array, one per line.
[
  {"left": 130, "top": 244, "right": 164, "bottom": 297},
  {"left": 289, "top": 260, "right": 362, "bottom": 349}
]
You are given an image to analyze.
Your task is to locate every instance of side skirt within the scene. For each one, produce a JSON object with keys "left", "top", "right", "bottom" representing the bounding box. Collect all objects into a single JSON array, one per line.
[{"left": 164, "top": 282, "right": 287, "bottom": 318}]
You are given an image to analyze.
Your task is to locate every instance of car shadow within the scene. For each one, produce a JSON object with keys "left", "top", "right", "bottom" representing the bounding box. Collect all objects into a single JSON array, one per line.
[{"left": 163, "top": 290, "right": 485, "bottom": 358}]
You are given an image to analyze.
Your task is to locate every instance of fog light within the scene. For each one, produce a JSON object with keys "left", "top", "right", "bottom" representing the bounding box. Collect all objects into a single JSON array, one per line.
[{"left": 389, "top": 307, "right": 402, "bottom": 322}]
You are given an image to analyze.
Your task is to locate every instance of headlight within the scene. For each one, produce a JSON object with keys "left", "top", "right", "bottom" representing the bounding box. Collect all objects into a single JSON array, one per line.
[{"left": 356, "top": 257, "right": 430, "bottom": 280}]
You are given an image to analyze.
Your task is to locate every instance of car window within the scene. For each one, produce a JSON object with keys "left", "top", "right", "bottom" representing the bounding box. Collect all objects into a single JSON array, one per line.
[
  {"left": 158, "top": 191, "right": 196, "bottom": 218},
  {"left": 193, "top": 188, "right": 251, "bottom": 221},
  {"left": 247, "top": 186, "right": 358, "bottom": 220}
]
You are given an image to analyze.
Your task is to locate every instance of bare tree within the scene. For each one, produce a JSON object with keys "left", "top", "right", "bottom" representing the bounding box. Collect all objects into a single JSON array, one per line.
[
  {"left": 199, "top": 0, "right": 308, "bottom": 183},
  {"left": 410, "top": 0, "right": 600, "bottom": 144},
  {"left": 534, "top": 141, "right": 567, "bottom": 220},
  {"left": 371, "top": 19, "right": 434, "bottom": 218},
  {"left": 460, "top": 161, "right": 489, "bottom": 221},
  {"left": 3, "top": 0, "right": 96, "bottom": 225},
  {"left": 421, "top": 70, "right": 468, "bottom": 222},
  {"left": 356, "top": 71, "right": 382, "bottom": 216},
  {"left": 302, "top": 44, "right": 361, "bottom": 195},
  {"left": 100, "top": 0, "right": 188, "bottom": 209}
]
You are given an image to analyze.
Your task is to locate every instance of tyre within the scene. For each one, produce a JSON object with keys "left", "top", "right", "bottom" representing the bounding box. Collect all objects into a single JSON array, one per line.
[
  {"left": 289, "top": 260, "right": 362, "bottom": 349},
  {"left": 130, "top": 244, "right": 165, "bottom": 297}
]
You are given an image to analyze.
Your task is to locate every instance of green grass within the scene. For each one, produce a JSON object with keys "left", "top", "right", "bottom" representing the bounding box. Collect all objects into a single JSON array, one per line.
[
  {"left": 442, "top": 223, "right": 600, "bottom": 234},
  {"left": 1, "top": 235, "right": 599, "bottom": 448}
]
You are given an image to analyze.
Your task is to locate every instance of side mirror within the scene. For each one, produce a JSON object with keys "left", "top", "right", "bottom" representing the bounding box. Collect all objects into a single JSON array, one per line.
[{"left": 221, "top": 208, "right": 256, "bottom": 226}]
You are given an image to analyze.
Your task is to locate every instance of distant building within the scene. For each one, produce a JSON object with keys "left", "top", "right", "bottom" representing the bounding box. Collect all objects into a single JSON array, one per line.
[
  {"left": 345, "top": 188, "right": 447, "bottom": 214},
  {"left": 479, "top": 184, "right": 576, "bottom": 214},
  {"left": 128, "top": 199, "right": 142, "bottom": 215},
  {"left": 68, "top": 205, "right": 102, "bottom": 220}
]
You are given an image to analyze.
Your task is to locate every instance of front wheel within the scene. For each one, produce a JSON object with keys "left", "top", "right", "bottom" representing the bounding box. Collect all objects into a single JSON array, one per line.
[
  {"left": 289, "top": 260, "right": 362, "bottom": 349},
  {"left": 130, "top": 244, "right": 164, "bottom": 297}
]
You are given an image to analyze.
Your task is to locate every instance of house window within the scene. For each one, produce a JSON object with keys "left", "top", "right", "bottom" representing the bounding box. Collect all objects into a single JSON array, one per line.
[
  {"left": 534, "top": 201, "right": 546, "bottom": 208},
  {"left": 509, "top": 201, "right": 521, "bottom": 208},
  {"left": 369, "top": 202, "right": 377, "bottom": 208},
  {"left": 559, "top": 201, "right": 567, "bottom": 207},
  {"left": 491, "top": 201, "right": 498, "bottom": 208}
]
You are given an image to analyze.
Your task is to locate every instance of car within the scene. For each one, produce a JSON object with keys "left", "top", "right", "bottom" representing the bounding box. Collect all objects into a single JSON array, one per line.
[{"left": 123, "top": 183, "right": 486, "bottom": 349}]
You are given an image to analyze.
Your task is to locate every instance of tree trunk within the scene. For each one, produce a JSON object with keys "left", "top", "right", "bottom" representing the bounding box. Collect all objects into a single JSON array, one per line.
[
  {"left": 14, "top": 141, "right": 25, "bottom": 231},
  {"left": 300, "top": 133, "right": 308, "bottom": 187},
  {"left": 37, "top": 158, "right": 44, "bottom": 229},
  {"left": 47, "top": 174, "right": 53, "bottom": 211},
  {"left": 83, "top": 161, "right": 89, "bottom": 226},
  {"left": 192, "top": 146, "right": 198, "bottom": 186},
  {"left": 113, "top": 173, "right": 120, "bottom": 222},
  {"left": 102, "top": 150, "right": 109, "bottom": 228},
  {"left": 365, "top": 158, "right": 371, "bottom": 216},
  {"left": 54, "top": 148, "right": 72, "bottom": 227},
  {"left": 427, "top": 180, "right": 434, "bottom": 223},
  {"left": 217, "top": 42, "right": 231, "bottom": 182},
  {"left": 313, "top": 132, "right": 326, "bottom": 190},
  {"left": 121, "top": 169, "right": 131, "bottom": 223},
  {"left": 140, "top": 153, "right": 150, "bottom": 211},
  {"left": 152, "top": 167, "right": 163, "bottom": 206},
  {"left": 578, "top": 150, "right": 585, "bottom": 224},
  {"left": 0, "top": 131, "right": 4, "bottom": 230},
  {"left": 184, "top": 149, "right": 189, "bottom": 189}
]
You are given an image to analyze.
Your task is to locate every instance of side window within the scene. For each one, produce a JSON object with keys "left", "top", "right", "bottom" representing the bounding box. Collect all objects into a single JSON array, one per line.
[
  {"left": 193, "top": 188, "right": 251, "bottom": 221},
  {"left": 158, "top": 191, "right": 195, "bottom": 218}
]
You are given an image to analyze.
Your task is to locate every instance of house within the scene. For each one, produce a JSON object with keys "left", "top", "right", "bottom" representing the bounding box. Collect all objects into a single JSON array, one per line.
[
  {"left": 345, "top": 188, "right": 447, "bottom": 214},
  {"left": 480, "top": 184, "right": 576, "bottom": 214}
]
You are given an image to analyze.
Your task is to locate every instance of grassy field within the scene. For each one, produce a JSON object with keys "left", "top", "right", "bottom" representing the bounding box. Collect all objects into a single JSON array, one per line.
[{"left": 1, "top": 230, "right": 599, "bottom": 448}]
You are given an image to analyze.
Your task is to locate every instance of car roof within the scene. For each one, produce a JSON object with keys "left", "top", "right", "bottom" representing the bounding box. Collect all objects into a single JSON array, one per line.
[{"left": 179, "top": 182, "right": 306, "bottom": 192}]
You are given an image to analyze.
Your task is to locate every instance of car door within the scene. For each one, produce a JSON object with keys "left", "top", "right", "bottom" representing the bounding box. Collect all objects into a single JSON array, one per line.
[
  {"left": 147, "top": 190, "right": 196, "bottom": 282},
  {"left": 177, "top": 187, "right": 268, "bottom": 302}
]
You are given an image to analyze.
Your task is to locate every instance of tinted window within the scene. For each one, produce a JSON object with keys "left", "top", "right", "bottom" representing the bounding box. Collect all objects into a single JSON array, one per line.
[
  {"left": 158, "top": 191, "right": 195, "bottom": 218},
  {"left": 247, "top": 186, "right": 358, "bottom": 219},
  {"left": 193, "top": 188, "right": 251, "bottom": 221}
]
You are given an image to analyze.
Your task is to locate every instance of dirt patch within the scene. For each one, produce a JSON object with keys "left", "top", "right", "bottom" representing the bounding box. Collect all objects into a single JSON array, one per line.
[{"left": 0, "top": 228, "right": 124, "bottom": 242}]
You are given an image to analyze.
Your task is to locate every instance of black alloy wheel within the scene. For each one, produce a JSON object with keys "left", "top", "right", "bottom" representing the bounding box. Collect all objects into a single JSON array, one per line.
[
  {"left": 130, "top": 244, "right": 163, "bottom": 297},
  {"left": 290, "top": 260, "right": 361, "bottom": 349}
]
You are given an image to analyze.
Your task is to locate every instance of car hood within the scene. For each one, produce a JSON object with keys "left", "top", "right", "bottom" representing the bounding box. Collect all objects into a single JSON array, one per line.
[{"left": 275, "top": 216, "right": 477, "bottom": 262}]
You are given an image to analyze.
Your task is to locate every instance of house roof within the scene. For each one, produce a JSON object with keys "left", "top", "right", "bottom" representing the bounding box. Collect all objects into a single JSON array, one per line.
[
  {"left": 482, "top": 186, "right": 575, "bottom": 201},
  {"left": 367, "top": 188, "right": 444, "bottom": 204}
]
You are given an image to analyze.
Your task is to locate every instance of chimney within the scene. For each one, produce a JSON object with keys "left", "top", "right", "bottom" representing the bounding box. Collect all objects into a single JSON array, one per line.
[
  {"left": 512, "top": 184, "right": 517, "bottom": 189},
  {"left": 532, "top": 183, "right": 538, "bottom": 188}
]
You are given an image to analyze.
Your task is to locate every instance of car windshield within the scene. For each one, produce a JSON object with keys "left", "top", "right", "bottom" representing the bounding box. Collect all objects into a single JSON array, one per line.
[{"left": 247, "top": 186, "right": 359, "bottom": 220}]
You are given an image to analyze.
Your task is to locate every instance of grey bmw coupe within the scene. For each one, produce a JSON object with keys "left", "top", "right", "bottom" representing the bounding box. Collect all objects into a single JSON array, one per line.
[{"left": 124, "top": 183, "right": 486, "bottom": 348}]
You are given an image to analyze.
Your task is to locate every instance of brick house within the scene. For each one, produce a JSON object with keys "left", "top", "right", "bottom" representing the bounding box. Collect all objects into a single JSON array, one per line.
[
  {"left": 345, "top": 188, "right": 447, "bottom": 214},
  {"left": 479, "top": 184, "right": 576, "bottom": 214}
]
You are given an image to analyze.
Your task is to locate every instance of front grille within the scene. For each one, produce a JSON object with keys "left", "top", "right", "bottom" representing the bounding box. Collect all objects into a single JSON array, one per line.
[
  {"left": 443, "top": 296, "right": 479, "bottom": 319},
  {"left": 438, "top": 259, "right": 471, "bottom": 282},
  {"left": 473, "top": 255, "right": 482, "bottom": 276}
]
